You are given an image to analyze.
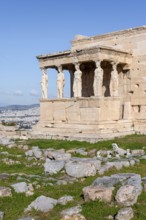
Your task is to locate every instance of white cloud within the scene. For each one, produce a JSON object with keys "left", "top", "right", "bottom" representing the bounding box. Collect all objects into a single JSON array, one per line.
[
  {"left": 29, "top": 89, "right": 39, "bottom": 96},
  {"left": 13, "top": 90, "right": 23, "bottom": 96}
]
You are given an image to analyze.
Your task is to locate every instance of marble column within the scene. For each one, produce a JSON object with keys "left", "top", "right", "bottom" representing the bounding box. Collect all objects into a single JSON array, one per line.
[
  {"left": 110, "top": 62, "right": 119, "bottom": 97},
  {"left": 93, "top": 60, "right": 103, "bottom": 97},
  {"left": 73, "top": 63, "right": 82, "bottom": 97},
  {"left": 41, "top": 68, "right": 48, "bottom": 99},
  {"left": 57, "top": 65, "right": 65, "bottom": 98}
]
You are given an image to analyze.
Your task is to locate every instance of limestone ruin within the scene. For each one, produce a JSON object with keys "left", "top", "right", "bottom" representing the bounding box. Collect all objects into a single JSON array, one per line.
[{"left": 35, "top": 26, "right": 146, "bottom": 141}]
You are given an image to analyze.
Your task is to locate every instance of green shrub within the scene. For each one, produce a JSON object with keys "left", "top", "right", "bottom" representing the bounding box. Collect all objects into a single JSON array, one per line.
[{"left": 2, "top": 121, "right": 16, "bottom": 126}]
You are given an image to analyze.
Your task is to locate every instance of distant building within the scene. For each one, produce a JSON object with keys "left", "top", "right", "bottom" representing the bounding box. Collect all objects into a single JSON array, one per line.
[{"left": 35, "top": 26, "right": 146, "bottom": 141}]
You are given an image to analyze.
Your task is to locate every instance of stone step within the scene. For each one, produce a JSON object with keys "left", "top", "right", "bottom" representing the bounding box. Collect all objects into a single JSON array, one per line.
[
  {"left": 34, "top": 120, "right": 134, "bottom": 134},
  {"left": 31, "top": 119, "right": 134, "bottom": 142},
  {"left": 29, "top": 130, "right": 135, "bottom": 143}
]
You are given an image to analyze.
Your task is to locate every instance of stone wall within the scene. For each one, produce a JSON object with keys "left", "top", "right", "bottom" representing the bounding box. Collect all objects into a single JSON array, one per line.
[
  {"left": 40, "top": 98, "right": 120, "bottom": 124},
  {"left": 72, "top": 27, "right": 146, "bottom": 122}
]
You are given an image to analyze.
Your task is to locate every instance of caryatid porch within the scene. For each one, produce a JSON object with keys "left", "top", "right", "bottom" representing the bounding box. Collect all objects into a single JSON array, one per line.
[
  {"left": 36, "top": 46, "right": 133, "bottom": 137},
  {"left": 37, "top": 46, "right": 132, "bottom": 99}
]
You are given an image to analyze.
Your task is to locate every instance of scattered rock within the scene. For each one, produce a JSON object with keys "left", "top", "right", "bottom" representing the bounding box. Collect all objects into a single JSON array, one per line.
[
  {"left": 98, "top": 165, "right": 110, "bottom": 175},
  {"left": 141, "top": 155, "right": 146, "bottom": 159},
  {"left": 87, "top": 148, "right": 96, "bottom": 157},
  {"left": 124, "top": 174, "right": 142, "bottom": 195},
  {"left": 60, "top": 206, "right": 82, "bottom": 217},
  {"left": 131, "top": 149, "right": 145, "bottom": 156},
  {"left": 58, "top": 195, "right": 74, "bottom": 205},
  {"left": 75, "top": 148, "right": 87, "bottom": 156},
  {"left": 0, "top": 136, "right": 145, "bottom": 219},
  {"left": 97, "top": 150, "right": 107, "bottom": 157},
  {"left": 60, "top": 214, "right": 86, "bottom": 220},
  {"left": 66, "top": 149, "right": 76, "bottom": 154},
  {"left": 0, "top": 187, "right": 12, "bottom": 197},
  {"left": 65, "top": 161, "right": 96, "bottom": 178},
  {"left": 11, "top": 182, "right": 28, "bottom": 193},
  {"left": 0, "top": 211, "right": 4, "bottom": 220},
  {"left": 107, "top": 215, "right": 114, "bottom": 219},
  {"left": 46, "top": 149, "right": 71, "bottom": 161},
  {"left": 25, "top": 147, "right": 42, "bottom": 159},
  {"left": 98, "top": 160, "right": 133, "bottom": 175},
  {"left": 0, "top": 137, "right": 12, "bottom": 146},
  {"left": 115, "top": 185, "right": 139, "bottom": 206},
  {"left": 129, "top": 159, "right": 135, "bottom": 166},
  {"left": 28, "top": 183, "right": 34, "bottom": 191},
  {"left": 93, "top": 173, "right": 141, "bottom": 188},
  {"left": 83, "top": 185, "right": 114, "bottom": 202},
  {"left": 25, "top": 195, "right": 57, "bottom": 212},
  {"left": 56, "top": 180, "right": 68, "bottom": 185},
  {"left": 115, "top": 207, "right": 134, "bottom": 220},
  {"left": 33, "top": 150, "right": 42, "bottom": 160},
  {"left": 91, "top": 173, "right": 142, "bottom": 207},
  {"left": 112, "top": 143, "right": 127, "bottom": 156},
  {"left": 93, "top": 175, "right": 120, "bottom": 187},
  {"left": 0, "top": 173, "right": 9, "bottom": 180},
  {"left": 2, "top": 158, "right": 21, "bottom": 165},
  {"left": 21, "top": 145, "right": 29, "bottom": 151},
  {"left": 44, "top": 159, "right": 65, "bottom": 174},
  {"left": 25, "top": 191, "right": 34, "bottom": 197}
]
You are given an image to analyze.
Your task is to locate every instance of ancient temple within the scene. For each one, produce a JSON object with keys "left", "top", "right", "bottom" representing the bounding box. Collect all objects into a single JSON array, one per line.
[{"left": 35, "top": 26, "right": 146, "bottom": 141}]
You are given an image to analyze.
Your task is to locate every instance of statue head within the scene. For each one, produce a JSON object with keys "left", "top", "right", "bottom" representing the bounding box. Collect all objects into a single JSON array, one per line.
[
  {"left": 58, "top": 65, "right": 62, "bottom": 73},
  {"left": 42, "top": 68, "right": 47, "bottom": 75},
  {"left": 95, "top": 60, "right": 101, "bottom": 68},
  {"left": 75, "top": 63, "right": 80, "bottom": 70},
  {"left": 111, "top": 61, "right": 117, "bottom": 71}
]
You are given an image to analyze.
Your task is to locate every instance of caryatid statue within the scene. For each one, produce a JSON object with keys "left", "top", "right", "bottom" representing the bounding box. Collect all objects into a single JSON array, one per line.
[
  {"left": 57, "top": 65, "right": 65, "bottom": 98},
  {"left": 73, "top": 63, "right": 82, "bottom": 97},
  {"left": 93, "top": 60, "right": 103, "bottom": 97},
  {"left": 110, "top": 62, "right": 119, "bottom": 97},
  {"left": 41, "top": 68, "right": 48, "bottom": 99}
]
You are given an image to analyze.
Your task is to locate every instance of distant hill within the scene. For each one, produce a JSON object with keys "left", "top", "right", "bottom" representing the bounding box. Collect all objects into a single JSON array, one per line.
[{"left": 0, "top": 104, "right": 39, "bottom": 111}]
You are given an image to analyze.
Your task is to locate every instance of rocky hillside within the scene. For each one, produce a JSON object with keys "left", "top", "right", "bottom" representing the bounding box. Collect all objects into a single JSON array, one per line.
[{"left": 0, "top": 135, "right": 146, "bottom": 219}]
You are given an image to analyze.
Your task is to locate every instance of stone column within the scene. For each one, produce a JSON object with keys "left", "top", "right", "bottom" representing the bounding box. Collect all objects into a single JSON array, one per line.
[
  {"left": 41, "top": 68, "right": 48, "bottom": 99},
  {"left": 57, "top": 65, "right": 65, "bottom": 98},
  {"left": 73, "top": 63, "right": 82, "bottom": 97},
  {"left": 93, "top": 60, "right": 103, "bottom": 97},
  {"left": 110, "top": 62, "right": 119, "bottom": 97}
]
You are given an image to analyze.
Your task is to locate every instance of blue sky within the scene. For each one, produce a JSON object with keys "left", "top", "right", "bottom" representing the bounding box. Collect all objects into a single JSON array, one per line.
[{"left": 0, "top": 0, "right": 146, "bottom": 106}]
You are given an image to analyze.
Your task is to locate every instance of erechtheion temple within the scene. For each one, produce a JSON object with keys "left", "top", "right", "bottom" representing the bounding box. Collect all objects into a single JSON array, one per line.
[{"left": 35, "top": 26, "right": 146, "bottom": 142}]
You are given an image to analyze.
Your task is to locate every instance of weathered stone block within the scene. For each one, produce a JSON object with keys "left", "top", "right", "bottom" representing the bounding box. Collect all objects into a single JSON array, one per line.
[{"left": 83, "top": 185, "right": 114, "bottom": 202}]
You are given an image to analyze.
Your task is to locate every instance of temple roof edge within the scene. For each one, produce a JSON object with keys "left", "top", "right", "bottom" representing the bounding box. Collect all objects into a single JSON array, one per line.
[{"left": 36, "top": 50, "right": 71, "bottom": 60}]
